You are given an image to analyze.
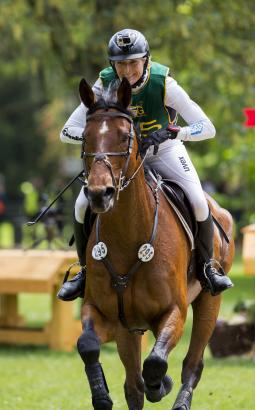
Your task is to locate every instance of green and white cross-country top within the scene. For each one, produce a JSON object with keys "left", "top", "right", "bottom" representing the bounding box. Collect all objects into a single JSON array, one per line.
[
  {"left": 99, "top": 61, "right": 176, "bottom": 137},
  {"left": 60, "top": 60, "right": 215, "bottom": 146}
]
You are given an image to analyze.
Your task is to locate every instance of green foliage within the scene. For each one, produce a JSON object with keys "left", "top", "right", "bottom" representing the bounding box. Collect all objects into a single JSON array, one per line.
[{"left": 0, "top": 0, "right": 254, "bottom": 229}]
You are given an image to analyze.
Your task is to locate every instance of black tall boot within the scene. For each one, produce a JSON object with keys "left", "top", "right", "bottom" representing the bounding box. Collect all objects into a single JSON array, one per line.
[
  {"left": 196, "top": 212, "right": 233, "bottom": 296},
  {"left": 57, "top": 219, "right": 87, "bottom": 301}
]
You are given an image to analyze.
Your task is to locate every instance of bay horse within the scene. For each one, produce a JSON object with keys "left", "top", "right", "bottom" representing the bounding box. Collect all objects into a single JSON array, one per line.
[{"left": 76, "top": 77, "right": 235, "bottom": 410}]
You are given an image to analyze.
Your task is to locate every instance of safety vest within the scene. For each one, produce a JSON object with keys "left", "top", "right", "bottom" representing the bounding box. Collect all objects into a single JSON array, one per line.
[{"left": 99, "top": 61, "right": 176, "bottom": 137}]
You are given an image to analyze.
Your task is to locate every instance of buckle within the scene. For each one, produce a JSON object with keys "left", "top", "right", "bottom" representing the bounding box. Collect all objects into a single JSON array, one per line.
[{"left": 112, "top": 275, "right": 129, "bottom": 291}]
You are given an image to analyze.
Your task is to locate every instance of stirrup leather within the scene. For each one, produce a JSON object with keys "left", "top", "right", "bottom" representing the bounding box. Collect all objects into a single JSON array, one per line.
[{"left": 62, "top": 261, "right": 85, "bottom": 285}]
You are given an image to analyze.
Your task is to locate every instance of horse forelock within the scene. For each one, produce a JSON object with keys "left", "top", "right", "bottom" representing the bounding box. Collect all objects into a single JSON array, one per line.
[
  {"left": 87, "top": 80, "right": 134, "bottom": 118},
  {"left": 102, "top": 79, "right": 120, "bottom": 104}
]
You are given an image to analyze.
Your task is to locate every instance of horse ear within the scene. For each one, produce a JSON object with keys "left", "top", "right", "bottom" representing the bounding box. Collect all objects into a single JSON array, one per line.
[
  {"left": 117, "top": 77, "right": 132, "bottom": 109},
  {"left": 79, "top": 78, "right": 95, "bottom": 109}
]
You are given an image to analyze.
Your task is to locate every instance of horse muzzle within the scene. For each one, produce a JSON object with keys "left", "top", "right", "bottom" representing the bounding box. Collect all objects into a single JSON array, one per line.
[{"left": 84, "top": 185, "right": 116, "bottom": 213}]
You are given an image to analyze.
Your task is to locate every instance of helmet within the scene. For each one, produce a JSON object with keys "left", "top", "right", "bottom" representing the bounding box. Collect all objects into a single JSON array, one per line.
[{"left": 108, "top": 29, "right": 150, "bottom": 61}]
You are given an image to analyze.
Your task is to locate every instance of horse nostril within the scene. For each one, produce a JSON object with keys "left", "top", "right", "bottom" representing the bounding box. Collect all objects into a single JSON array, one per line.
[
  {"left": 86, "top": 186, "right": 115, "bottom": 202},
  {"left": 105, "top": 186, "right": 115, "bottom": 198}
]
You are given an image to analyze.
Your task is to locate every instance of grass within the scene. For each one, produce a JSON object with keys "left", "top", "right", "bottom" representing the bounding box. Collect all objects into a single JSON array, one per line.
[{"left": 0, "top": 254, "right": 255, "bottom": 410}]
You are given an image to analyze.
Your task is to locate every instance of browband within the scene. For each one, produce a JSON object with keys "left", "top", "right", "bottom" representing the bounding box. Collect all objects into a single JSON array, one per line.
[
  {"left": 86, "top": 111, "right": 133, "bottom": 123},
  {"left": 87, "top": 100, "right": 135, "bottom": 118}
]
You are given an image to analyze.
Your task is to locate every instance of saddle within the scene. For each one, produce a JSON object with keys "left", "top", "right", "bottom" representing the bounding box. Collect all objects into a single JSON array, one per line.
[
  {"left": 160, "top": 180, "right": 197, "bottom": 238},
  {"left": 145, "top": 168, "right": 198, "bottom": 249},
  {"left": 145, "top": 169, "right": 229, "bottom": 250}
]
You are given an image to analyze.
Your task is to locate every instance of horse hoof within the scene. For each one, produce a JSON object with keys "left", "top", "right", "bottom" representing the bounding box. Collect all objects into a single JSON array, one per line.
[
  {"left": 145, "top": 375, "right": 173, "bottom": 403},
  {"left": 92, "top": 397, "right": 113, "bottom": 410},
  {"left": 172, "top": 407, "right": 187, "bottom": 410},
  {"left": 172, "top": 385, "right": 193, "bottom": 410},
  {"left": 142, "top": 352, "right": 168, "bottom": 386}
]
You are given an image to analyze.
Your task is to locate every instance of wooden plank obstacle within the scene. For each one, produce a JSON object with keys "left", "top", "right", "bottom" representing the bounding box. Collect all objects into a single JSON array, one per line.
[
  {"left": 0, "top": 250, "right": 81, "bottom": 352},
  {"left": 242, "top": 224, "right": 255, "bottom": 275}
]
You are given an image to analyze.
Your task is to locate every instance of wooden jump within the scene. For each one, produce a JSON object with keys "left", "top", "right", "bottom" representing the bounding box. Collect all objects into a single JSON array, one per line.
[{"left": 0, "top": 249, "right": 81, "bottom": 352}]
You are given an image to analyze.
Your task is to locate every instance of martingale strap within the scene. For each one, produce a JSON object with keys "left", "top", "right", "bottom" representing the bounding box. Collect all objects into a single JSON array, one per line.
[{"left": 94, "top": 181, "right": 160, "bottom": 334}]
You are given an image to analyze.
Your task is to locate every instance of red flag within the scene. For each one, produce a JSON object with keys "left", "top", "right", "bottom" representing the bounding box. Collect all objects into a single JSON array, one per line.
[{"left": 243, "top": 108, "right": 255, "bottom": 127}]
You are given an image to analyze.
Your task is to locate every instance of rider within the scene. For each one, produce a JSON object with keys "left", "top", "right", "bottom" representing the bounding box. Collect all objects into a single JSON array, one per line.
[{"left": 57, "top": 28, "right": 233, "bottom": 301}]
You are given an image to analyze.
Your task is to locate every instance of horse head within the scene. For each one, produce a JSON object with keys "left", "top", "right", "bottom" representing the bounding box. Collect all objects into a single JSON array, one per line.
[{"left": 79, "top": 77, "right": 139, "bottom": 213}]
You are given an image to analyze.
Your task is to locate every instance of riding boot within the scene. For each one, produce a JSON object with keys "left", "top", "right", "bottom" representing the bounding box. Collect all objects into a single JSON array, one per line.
[
  {"left": 196, "top": 211, "right": 233, "bottom": 296},
  {"left": 57, "top": 219, "right": 87, "bottom": 301}
]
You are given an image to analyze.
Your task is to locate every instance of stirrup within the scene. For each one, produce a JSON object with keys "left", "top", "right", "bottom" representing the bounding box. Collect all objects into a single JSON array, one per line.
[
  {"left": 202, "top": 259, "right": 233, "bottom": 295},
  {"left": 57, "top": 261, "right": 86, "bottom": 301},
  {"left": 204, "top": 259, "right": 225, "bottom": 276}
]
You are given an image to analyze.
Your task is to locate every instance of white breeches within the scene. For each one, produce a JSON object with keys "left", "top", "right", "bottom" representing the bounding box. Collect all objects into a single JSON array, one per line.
[
  {"left": 74, "top": 141, "right": 209, "bottom": 223},
  {"left": 145, "top": 141, "right": 209, "bottom": 221},
  {"left": 75, "top": 188, "right": 89, "bottom": 224}
]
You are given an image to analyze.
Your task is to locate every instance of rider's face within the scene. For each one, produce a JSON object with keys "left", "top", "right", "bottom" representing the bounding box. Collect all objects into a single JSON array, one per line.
[{"left": 114, "top": 58, "right": 145, "bottom": 86}]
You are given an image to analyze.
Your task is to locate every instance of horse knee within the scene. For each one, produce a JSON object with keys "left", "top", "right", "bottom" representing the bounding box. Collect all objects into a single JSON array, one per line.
[{"left": 77, "top": 322, "right": 100, "bottom": 366}]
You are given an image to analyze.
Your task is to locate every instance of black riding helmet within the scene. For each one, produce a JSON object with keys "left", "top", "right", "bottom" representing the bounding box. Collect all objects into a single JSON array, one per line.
[
  {"left": 108, "top": 29, "right": 150, "bottom": 61},
  {"left": 108, "top": 29, "right": 150, "bottom": 88}
]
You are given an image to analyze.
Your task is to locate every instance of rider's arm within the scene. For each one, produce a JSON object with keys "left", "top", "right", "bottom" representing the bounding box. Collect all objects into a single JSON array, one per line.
[
  {"left": 60, "top": 79, "right": 103, "bottom": 144},
  {"left": 165, "top": 76, "right": 216, "bottom": 142}
]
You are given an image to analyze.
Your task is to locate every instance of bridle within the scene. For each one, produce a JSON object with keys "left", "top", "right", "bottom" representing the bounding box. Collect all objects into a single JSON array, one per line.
[{"left": 81, "top": 108, "right": 147, "bottom": 199}]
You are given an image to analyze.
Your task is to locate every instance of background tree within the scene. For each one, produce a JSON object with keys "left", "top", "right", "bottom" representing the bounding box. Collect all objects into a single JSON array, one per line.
[{"left": 0, "top": 0, "right": 254, "bottom": 233}]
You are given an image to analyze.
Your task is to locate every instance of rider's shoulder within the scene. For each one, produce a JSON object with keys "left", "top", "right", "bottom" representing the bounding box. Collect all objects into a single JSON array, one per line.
[
  {"left": 166, "top": 76, "right": 177, "bottom": 86},
  {"left": 150, "top": 61, "right": 169, "bottom": 77}
]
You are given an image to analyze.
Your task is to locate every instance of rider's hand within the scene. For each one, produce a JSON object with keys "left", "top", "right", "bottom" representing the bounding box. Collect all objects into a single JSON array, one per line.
[{"left": 141, "top": 125, "right": 180, "bottom": 156}]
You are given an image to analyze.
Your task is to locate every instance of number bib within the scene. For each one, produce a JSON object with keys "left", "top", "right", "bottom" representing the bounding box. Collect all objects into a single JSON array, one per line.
[
  {"left": 92, "top": 242, "right": 108, "bottom": 260},
  {"left": 138, "top": 243, "right": 154, "bottom": 262}
]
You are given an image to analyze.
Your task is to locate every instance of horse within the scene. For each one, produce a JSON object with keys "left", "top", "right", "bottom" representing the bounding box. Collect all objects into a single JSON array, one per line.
[{"left": 76, "top": 77, "right": 235, "bottom": 410}]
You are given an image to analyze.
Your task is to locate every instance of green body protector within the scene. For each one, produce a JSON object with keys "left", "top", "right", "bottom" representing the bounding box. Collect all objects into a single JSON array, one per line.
[{"left": 99, "top": 61, "right": 176, "bottom": 138}]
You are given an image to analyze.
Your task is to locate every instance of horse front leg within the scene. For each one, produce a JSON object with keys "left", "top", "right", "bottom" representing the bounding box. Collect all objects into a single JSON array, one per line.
[
  {"left": 142, "top": 305, "right": 186, "bottom": 403},
  {"left": 172, "top": 292, "right": 221, "bottom": 410},
  {"left": 115, "top": 325, "right": 144, "bottom": 410},
  {"left": 77, "top": 305, "right": 114, "bottom": 410}
]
